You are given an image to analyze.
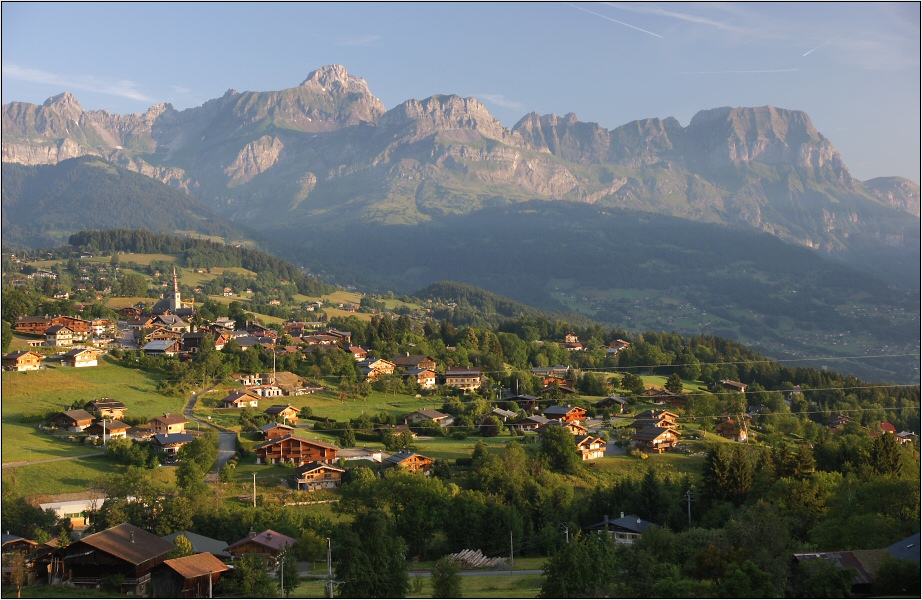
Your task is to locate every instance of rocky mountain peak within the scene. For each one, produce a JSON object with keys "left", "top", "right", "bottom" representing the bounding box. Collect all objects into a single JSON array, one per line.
[
  {"left": 380, "top": 94, "right": 509, "bottom": 139},
  {"left": 41, "top": 92, "right": 84, "bottom": 121}
]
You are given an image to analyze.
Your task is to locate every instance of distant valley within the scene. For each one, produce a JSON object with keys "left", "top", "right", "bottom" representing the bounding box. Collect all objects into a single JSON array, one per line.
[{"left": 2, "top": 65, "right": 919, "bottom": 382}]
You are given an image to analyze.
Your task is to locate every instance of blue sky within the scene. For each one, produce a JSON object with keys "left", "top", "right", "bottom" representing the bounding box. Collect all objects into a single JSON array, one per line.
[{"left": 2, "top": 2, "right": 919, "bottom": 182}]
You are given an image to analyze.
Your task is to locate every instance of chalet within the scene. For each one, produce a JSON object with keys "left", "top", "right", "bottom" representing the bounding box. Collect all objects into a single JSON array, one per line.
[
  {"left": 264, "top": 404, "right": 299, "bottom": 424},
  {"left": 180, "top": 331, "right": 213, "bottom": 353},
  {"left": 715, "top": 379, "right": 748, "bottom": 394},
  {"left": 407, "top": 368, "right": 437, "bottom": 389},
  {"left": 246, "top": 321, "right": 275, "bottom": 337},
  {"left": 595, "top": 395, "right": 628, "bottom": 414},
  {"left": 62, "top": 523, "right": 175, "bottom": 595},
  {"left": 2, "top": 350, "right": 43, "bottom": 371},
  {"left": 54, "top": 316, "right": 91, "bottom": 335},
  {"left": 146, "top": 327, "right": 183, "bottom": 342},
  {"left": 51, "top": 409, "right": 95, "bottom": 432},
  {"left": 149, "top": 414, "right": 187, "bottom": 434},
  {"left": 542, "top": 405, "right": 587, "bottom": 423},
  {"left": 14, "top": 316, "right": 53, "bottom": 334},
  {"left": 531, "top": 365, "right": 571, "bottom": 379},
  {"left": 152, "top": 314, "right": 190, "bottom": 333},
  {"left": 632, "top": 410, "right": 679, "bottom": 429},
  {"left": 253, "top": 435, "right": 338, "bottom": 466},
  {"left": 213, "top": 316, "right": 237, "bottom": 329},
  {"left": 511, "top": 415, "right": 552, "bottom": 432},
  {"left": 301, "top": 334, "right": 341, "bottom": 346},
  {"left": 161, "top": 531, "right": 231, "bottom": 560},
  {"left": 294, "top": 461, "right": 346, "bottom": 491},
  {"left": 45, "top": 325, "right": 75, "bottom": 347},
  {"left": 153, "top": 432, "right": 195, "bottom": 459},
  {"left": 220, "top": 390, "right": 260, "bottom": 409},
  {"left": 391, "top": 353, "right": 437, "bottom": 371},
  {"left": 85, "top": 419, "right": 130, "bottom": 441},
  {"left": 560, "top": 341, "right": 583, "bottom": 352},
  {"left": 142, "top": 339, "right": 181, "bottom": 357},
  {"left": 358, "top": 358, "right": 396, "bottom": 380},
  {"left": 88, "top": 399, "right": 128, "bottom": 420},
  {"left": 323, "top": 328, "right": 352, "bottom": 344},
  {"left": 259, "top": 422, "right": 296, "bottom": 440},
  {"left": 585, "top": 513, "right": 656, "bottom": 545},
  {"left": 575, "top": 435, "right": 607, "bottom": 460},
  {"left": 716, "top": 418, "right": 748, "bottom": 442},
  {"left": 489, "top": 407, "right": 518, "bottom": 422},
  {"left": 632, "top": 427, "right": 680, "bottom": 453},
  {"left": 541, "top": 382, "right": 578, "bottom": 396},
  {"left": 61, "top": 347, "right": 99, "bottom": 368},
  {"left": 348, "top": 346, "right": 368, "bottom": 361},
  {"left": 564, "top": 333, "right": 580, "bottom": 344},
  {"left": 444, "top": 366, "right": 483, "bottom": 391},
  {"left": 150, "top": 552, "right": 231, "bottom": 599},
  {"left": 226, "top": 529, "right": 296, "bottom": 564},
  {"left": 384, "top": 449, "right": 434, "bottom": 474},
  {"left": 405, "top": 409, "right": 454, "bottom": 428},
  {"left": 504, "top": 394, "right": 541, "bottom": 412},
  {"left": 829, "top": 413, "right": 852, "bottom": 430},
  {"left": 1, "top": 534, "right": 37, "bottom": 556},
  {"left": 605, "top": 339, "right": 631, "bottom": 355}
]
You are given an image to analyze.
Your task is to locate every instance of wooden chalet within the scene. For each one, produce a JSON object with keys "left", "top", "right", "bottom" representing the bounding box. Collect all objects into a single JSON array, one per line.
[
  {"left": 150, "top": 552, "right": 230, "bottom": 599},
  {"left": 2, "top": 350, "right": 43, "bottom": 371},
  {"left": 542, "top": 405, "right": 587, "bottom": 423},
  {"left": 253, "top": 435, "right": 338, "bottom": 466},
  {"left": 391, "top": 353, "right": 437, "bottom": 371},
  {"left": 153, "top": 432, "right": 195, "bottom": 458},
  {"left": 14, "top": 316, "right": 53, "bottom": 334},
  {"left": 50, "top": 409, "right": 95, "bottom": 432},
  {"left": 504, "top": 394, "right": 540, "bottom": 412},
  {"left": 220, "top": 390, "right": 260, "bottom": 409},
  {"left": 61, "top": 347, "right": 99, "bottom": 368},
  {"left": 146, "top": 327, "right": 183, "bottom": 342},
  {"left": 87, "top": 399, "right": 128, "bottom": 420},
  {"left": 161, "top": 531, "right": 231, "bottom": 560},
  {"left": 1, "top": 533, "right": 38, "bottom": 556},
  {"left": 595, "top": 394, "right": 628, "bottom": 413},
  {"left": 444, "top": 366, "right": 483, "bottom": 391},
  {"left": 716, "top": 418, "right": 749, "bottom": 442},
  {"left": 141, "top": 339, "right": 181, "bottom": 356},
  {"left": 62, "top": 523, "right": 175, "bottom": 595},
  {"left": 55, "top": 316, "right": 92, "bottom": 335},
  {"left": 45, "top": 325, "right": 75, "bottom": 347},
  {"left": 405, "top": 409, "right": 454, "bottom": 428},
  {"left": 85, "top": 419, "right": 130, "bottom": 441},
  {"left": 575, "top": 435, "right": 607, "bottom": 460},
  {"left": 406, "top": 368, "right": 437, "bottom": 389},
  {"left": 259, "top": 422, "right": 296, "bottom": 440},
  {"left": 149, "top": 414, "right": 187, "bottom": 434},
  {"left": 358, "top": 358, "right": 396, "bottom": 380},
  {"left": 226, "top": 529, "right": 296, "bottom": 563},
  {"left": 264, "top": 404, "right": 299, "bottom": 423},
  {"left": 348, "top": 346, "right": 368, "bottom": 360},
  {"left": 632, "top": 427, "right": 680, "bottom": 453},
  {"left": 715, "top": 379, "right": 748, "bottom": 394},
  {"left": 631, "top": 409, "right": 679, "bottom": 430},
  {"left": 294, "top": 461, "right": 346, "bottom": 491},
  {"left": 384, "top": 449, "right": 434, "bottom": 474},
  {"left": 585, "top": 513, "right": 656, "bottom": 545},
  {"left": 512, "top": 415, "right": 552, "bottom": 432}
]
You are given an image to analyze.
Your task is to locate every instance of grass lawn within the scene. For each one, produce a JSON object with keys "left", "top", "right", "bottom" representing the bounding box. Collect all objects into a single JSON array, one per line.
[
  {"left": 1, "top": 356, "right": 184, "bottom": 462},
  {"left": 1, "top": 454, "right": 175, "bottom": 497},
  {"left": 287, "top": 571, "right": 542, "bottom": 599},
  {"left": 1, "top": 584, "right": 128, "bottom": 598}
]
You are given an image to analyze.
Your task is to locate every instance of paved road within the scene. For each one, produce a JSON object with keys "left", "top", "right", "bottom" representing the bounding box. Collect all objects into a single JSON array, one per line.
[
  {"left": 183, "top": 384, "right": 237, "bottom": 481},
  {"left": 1, "top": 452, "right": 106, "bottom": 469}
]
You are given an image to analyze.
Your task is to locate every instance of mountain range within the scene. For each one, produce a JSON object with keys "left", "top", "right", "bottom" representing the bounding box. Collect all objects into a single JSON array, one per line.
[{"left": 2, "top": 65, "right": 919, "bottom": 381}]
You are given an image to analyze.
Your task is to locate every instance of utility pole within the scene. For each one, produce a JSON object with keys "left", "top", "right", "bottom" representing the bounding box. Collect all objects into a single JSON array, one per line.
[
  {"left": 327, "top": 538, "right": 334, "bottom": 599},
  {"left": 253, "top": 473, "right": 257, "bottom": 508},
  {"left": 686, "top": 489, "right": 693, "bottom": 526},
  {"left": 559, "top": 523, "right": 569, "bottom": 544},
  {"left": 510, "top": 531, "right": 514, "bottom": 569}
]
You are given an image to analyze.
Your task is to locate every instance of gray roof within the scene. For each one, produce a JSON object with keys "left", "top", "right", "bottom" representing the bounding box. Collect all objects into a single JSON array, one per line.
[
  {"left": 586, "top": 514, "right": 656, "bottom": 534},
  {"left": 153, "top": 432, "right": 194, "bottom": 446},
  {"left": 886, "top": 533, "right": 921, "bottom": 562},
  {"left": 162, "top": 530, "right": 231, "bottom": 559},
  {"left": 142, "top": 339, "right": 180, "bottom": 352}
]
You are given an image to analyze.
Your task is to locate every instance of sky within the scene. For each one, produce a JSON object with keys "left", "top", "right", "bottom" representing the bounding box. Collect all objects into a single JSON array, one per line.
[{"left": 2, "top": 2, "right": 919, "bottom": 182}]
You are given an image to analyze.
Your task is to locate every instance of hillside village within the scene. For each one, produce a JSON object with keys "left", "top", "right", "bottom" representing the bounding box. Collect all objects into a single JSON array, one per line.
[{"left": 1, "top": 239, "right": 919, "bottom": 598}]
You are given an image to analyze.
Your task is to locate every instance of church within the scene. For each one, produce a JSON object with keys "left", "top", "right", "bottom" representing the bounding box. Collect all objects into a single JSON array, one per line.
[{"left": 151, "top": 268, "right": 195, "bottom": 318}]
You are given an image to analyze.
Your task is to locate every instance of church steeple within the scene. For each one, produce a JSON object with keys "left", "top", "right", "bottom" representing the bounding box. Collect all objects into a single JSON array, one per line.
[{"left": 169, "top": 267, "right": 181, "bottom": 312}]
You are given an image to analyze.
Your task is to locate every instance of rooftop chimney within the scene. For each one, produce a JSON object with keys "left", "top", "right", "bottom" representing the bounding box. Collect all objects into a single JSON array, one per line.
[
  {"left": 130, "top": 531, "right": 135, "bottom": 543},
  {"left": 620, "top": 512, "right": 624, "bottom": 519}
]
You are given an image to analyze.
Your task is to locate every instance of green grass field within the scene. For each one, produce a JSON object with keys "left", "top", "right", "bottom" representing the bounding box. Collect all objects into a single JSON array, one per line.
[{"left": 1, "top": 356, "right": 183, "bottom": 462}]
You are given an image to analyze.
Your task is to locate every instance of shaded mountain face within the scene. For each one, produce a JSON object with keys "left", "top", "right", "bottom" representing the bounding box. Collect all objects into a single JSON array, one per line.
[{"left": 2, "top": 65, "right": 918, "bottom": 270}]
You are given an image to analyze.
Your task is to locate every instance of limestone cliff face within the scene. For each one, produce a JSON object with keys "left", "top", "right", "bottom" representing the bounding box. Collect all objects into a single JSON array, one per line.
[
  {"left": 863, "top": 177, "right": 921, "bottom": 217},
  {"left": 225, "top": 136, "right": 285, "bottom": 184}
]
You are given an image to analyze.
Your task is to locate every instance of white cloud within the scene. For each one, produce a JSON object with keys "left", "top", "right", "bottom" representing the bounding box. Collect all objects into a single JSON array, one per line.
[
  {"left": 478, "top": 94, "right": 526, "bottom": 110},
  {"left": 2, "top": 63, "right": 155, "bottom": 103}
]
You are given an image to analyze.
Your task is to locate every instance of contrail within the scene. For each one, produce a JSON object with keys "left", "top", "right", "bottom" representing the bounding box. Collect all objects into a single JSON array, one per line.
[
  {"left": 803, "top": 35, "right": 840, "bottom": 57},
  {"left": 567, "top": 3, "right": 663, "bottom": 38}
]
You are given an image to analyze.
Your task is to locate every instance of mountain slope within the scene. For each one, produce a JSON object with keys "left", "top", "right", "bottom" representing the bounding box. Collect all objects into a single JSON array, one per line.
[{"left": 0, "top": 157, "right": 246, "bottom": 247}]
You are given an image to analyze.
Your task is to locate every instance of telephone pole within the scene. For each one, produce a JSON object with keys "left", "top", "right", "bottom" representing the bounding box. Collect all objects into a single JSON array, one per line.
[{"left": 253, "top": 473, "right": 257, "bottom": 508}]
